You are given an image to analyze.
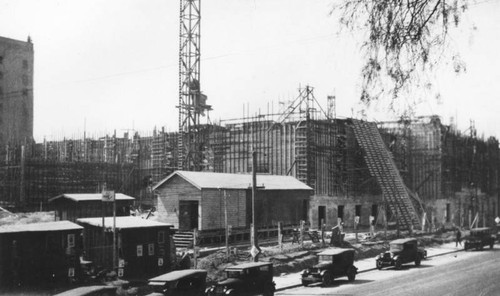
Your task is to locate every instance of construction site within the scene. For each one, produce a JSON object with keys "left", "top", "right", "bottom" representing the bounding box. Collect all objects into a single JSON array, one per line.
[{"left": 0, "top": 0, "right": 499, "bottom": 236}]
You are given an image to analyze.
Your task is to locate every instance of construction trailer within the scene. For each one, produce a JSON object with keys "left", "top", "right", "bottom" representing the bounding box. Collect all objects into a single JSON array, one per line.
[
  {"left": 76, "top": 216, "right": 174, "bottom": 280},
  {"left": 0, "top": 221, "right": 83, "bottom": 288},
  {"left": 49, "top": 193, "right": 135, "bottom": 222},
  {"left": 153, "top": 170, "right": 313, "bottom": 231}
]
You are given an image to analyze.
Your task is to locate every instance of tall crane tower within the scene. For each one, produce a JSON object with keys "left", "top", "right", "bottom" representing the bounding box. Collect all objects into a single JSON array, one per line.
[{"left": 178, "top": 0, "right": 211, "bottom": 171}]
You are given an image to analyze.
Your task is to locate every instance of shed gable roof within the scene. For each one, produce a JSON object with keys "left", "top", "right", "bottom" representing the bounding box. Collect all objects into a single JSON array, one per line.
[
  {"left": 49, "top": 193, "right": 135, "bottom": 203},
  {"left": 77, "top": 216, "right": 172, "bottom": 230},
  {"left": 153, "top": 171, "right": 313, "bottom": 191},
  {"left": 0, "top": 221, "right": 83, "bottom": 234}
]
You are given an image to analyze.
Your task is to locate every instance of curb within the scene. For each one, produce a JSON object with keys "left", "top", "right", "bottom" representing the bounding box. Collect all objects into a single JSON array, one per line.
[{"left": 275, "top": 247, "right": 463, "bottom": 292}]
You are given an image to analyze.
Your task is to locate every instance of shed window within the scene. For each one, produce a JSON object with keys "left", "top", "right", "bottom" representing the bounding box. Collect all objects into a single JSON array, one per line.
[
  {"left": 67, "top": 234, "right": 75, "bottom": 247},
  {"left": 158, "top": 231, "right": 165, "bottom": 243},
  {"left": 136, "top": 245, "right": 143, "bottom": 257},
  {"left": 148, "top": 243, "right": 155, "bottom": 256},
  {"left": 23, "top": 59, "right": 28, "bottom": 69}
]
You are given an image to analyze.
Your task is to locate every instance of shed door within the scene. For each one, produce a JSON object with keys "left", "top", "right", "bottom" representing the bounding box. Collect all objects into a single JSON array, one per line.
[{"left": 179, "top": 201, "right": 199, "bottom": 231}]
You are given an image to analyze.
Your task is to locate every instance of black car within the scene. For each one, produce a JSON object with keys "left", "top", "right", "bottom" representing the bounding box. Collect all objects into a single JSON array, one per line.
[
  {"left": 301, "top": 248, "right": 357, "bottom": 286},
  {"left": 206, "top": 262, "right": 275, "bottom": 296},
  {"left": 376, "top": 238, "right": 425, "bottom": 270},
  {"left": 53, "top": 285, "right": 118, "bottom": 296},
  {"left": 464, "top": 227, "right": 495, "bottom": 251},
  {"left": 146, "top": 269, "right": 207, "bottom": 296}
]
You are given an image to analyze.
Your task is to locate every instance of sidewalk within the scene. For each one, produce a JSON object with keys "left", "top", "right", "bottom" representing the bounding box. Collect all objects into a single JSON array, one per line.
[{"left": 274, "top": 241, "right": 462, "bottom": 291}]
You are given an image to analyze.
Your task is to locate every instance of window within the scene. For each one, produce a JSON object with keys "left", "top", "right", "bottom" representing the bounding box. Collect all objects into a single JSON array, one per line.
[
  {"left": 22, "top": 59, "right": 28, "bottom": 69},
  {"left": 337, "top": 205, "right": 344, "bottom": 221},
  {"left": 136, "top": 245, "right": 143, "bottom": 257},
  {"left": 446, "top": 203, "right": 451, "bottom": 222},
  {"left": 158, "top": 231, "right": 165, "bottom": 243},
  {"left": 67, "top": 234, "right": 75, "bottom": 247},
  {"left": 22, "top": 75, "right": 28, "bottom": 86},
  {"left": 355, "top": 205, "right": 361, "bottom": 217},
  {"left": 0, "top": 72, "right": 3, "bottom": 79},
  {"left": 148, "top": 243, "right": 155, "bottom": 256},
  {"left": 0, "top": 56, "right": 3, "bottom": 64},
  {"left": 371, "top": 204, "right": 378, "bottom": 219},
  {"left": 22, "top": 88, "right": 28, "bottom": 96}
]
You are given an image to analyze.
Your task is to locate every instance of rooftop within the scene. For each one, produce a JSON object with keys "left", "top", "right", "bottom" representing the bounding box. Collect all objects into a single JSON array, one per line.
[
  {"left": 153, "top": 170, "right": 313, "bottom": 191},
  {"left": 318, "top": 248, "right": 355, "bottom": 256},
  {"left": 0, "top": 220, "right": 82, "bottom": 234},
  {"left": 390, "top": 238, "right": 417, "bottom": 244},
  {"left": 148, "top": 269, "right": 207, "bottom": 283},
  {"left": 225, "top": 262, "right": 273, "bottom": 270},
  {"left": 49, "top": 193, "right": 135, "bottom": 203},
  {"left": 77, "top": 216, "right": 172, "bottom": 230}
]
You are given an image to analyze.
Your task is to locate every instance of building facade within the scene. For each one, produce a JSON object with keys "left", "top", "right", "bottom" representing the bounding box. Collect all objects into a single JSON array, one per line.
[{"left": 0, "top": 36, "right": 34, "bottom": 146}]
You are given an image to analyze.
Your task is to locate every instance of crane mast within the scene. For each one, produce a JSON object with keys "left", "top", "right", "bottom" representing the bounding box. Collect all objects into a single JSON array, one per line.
[{"left": 178, "top": 0, "right": 210, "bottom": 171}]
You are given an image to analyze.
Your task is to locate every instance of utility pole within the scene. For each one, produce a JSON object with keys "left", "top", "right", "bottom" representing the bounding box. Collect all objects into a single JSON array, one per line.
[
  {"left": 251, "top": 150, "right": 260, "bottom": 262},
  {"left": 224, "top": 190, "right": 230, "bottom": 259}
]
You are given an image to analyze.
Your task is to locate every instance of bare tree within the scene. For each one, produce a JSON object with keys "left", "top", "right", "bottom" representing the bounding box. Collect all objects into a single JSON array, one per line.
[{"left": 334, "top": 0, "right": 469, "bottom": 109}]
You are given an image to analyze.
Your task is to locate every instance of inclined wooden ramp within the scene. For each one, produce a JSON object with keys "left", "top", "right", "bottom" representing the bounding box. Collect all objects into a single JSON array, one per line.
[{"left": 351, "top": 119, "right": 421, "bottom": 230}]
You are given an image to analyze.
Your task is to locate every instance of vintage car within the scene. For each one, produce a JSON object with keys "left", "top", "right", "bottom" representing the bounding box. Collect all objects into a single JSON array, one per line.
[
  {"left": 53, "top": 285, "right": 118, "bottom": 296},
  {"left": 376, "top": 238, "right": 425, "bottom": 270},
  {"left": 146, "top": 269, "right": 207, "bottom": 296},
  {"left": 206, "top": 262, "right": 275, "bottom": 296},
  {"left": 464, "top": 227, "right": 495, "bottom": 251},
  {"left": 301, "top": 248, "right": 357, "bottom": 286}
]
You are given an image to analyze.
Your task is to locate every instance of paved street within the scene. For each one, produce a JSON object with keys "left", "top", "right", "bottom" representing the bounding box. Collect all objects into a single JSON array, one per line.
[{"left": 276, "top": 245, "right": 500, "bottom": 296}]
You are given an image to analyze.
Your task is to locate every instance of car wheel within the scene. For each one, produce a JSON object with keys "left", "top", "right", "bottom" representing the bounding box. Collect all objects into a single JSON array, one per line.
[
  {"left": 415, "top": 257, "right": 421, "bottom": 267},
  {"left": 376, "top": 260, "right": 383, "bottom": 270},
  {"left": 322, "top": 272, "right": 333, "bottom": 286},
  {"left": 395, "top": 259, "right": 402, "bottom": 270},
  {"left": 301, "top": 280, "right": 309, "bottom": 287}
]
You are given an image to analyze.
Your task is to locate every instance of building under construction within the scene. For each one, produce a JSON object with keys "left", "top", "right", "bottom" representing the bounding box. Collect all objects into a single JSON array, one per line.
[{"left": 0, "top": 86, "right": 498, "bottom": 233}]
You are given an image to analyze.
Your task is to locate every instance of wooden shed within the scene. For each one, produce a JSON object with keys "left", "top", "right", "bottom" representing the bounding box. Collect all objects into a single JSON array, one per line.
[
  {"left": 49, "top": 193, "right": 135, "bottom": 222},
  {"left": 0, "top": 221, "right": 83, "bottom": 288},
  {"left": 76, "top": 216, "right": 173, "bottom": 280},
  {"left": 152, "top": 171, "right": 313, "bottom": 231}
]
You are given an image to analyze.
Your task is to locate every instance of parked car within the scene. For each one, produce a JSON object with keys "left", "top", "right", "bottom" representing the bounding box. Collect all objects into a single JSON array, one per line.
[
  {"left": 53, "top": 285, "right": 117, "bottom": 296},
  {"left": 301, "top": 248, "right": 357, "bottom": 287},
  {"left": 376, "top": 238, "right": 425, "bottom": 270},
  {"left": 206, "top": 262, "right": 275, "bottom": 296},
  {"left": 146, "top": 269, "right": 207, "bottom": 296},
  {"left": 464, "top": 227, "right": 495, "bottom": 251}
]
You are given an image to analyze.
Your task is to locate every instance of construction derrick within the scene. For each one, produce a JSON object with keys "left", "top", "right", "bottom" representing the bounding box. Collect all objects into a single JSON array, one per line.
[
  {"left": 351, "top": 119, "right": 421, "bottom": 230},
  {"left": 178, "top": 0, "right": 211, "bottom": 171}
]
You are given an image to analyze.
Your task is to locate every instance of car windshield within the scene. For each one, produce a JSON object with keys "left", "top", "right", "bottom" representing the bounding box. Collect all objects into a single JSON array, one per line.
[
  {"left": 390, "top": 244, "right": 403, "bottom": 252},
  {"left": 318, "top": 255, "right": 333, "bottom": 262},
  {"left": 227, "top": 270, "right": 243, "bottom": 278}
]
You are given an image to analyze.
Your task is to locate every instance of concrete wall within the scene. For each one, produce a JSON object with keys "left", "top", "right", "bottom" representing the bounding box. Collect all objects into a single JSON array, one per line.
[
  {"left": 309, "top": 193, "right": 384, "bottom": 229},
  {"left": 0, "top": 36, "right": 33, "bottom": 145}
]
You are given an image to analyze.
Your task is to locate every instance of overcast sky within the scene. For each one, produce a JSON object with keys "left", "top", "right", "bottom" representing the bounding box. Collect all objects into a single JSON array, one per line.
[{"left": 0, "top": 0, "right": 499, "bottom": 142}]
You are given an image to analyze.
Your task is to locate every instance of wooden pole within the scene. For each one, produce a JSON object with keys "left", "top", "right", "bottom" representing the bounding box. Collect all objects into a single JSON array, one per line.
[
  {"left": 113, "top": 195, "right": 116, "bottom": 272},
  {"left": 278, "top": 221, "right": 283, "bottom": 251},
  {"left": 193, "top": 228, "right": 198, "bottom": 268},
  {"left": 224, "top": 190, "right": 229, "bottom": 260},
  {"left": 251, "top": 150, "right": 260, "bottom": 262}
]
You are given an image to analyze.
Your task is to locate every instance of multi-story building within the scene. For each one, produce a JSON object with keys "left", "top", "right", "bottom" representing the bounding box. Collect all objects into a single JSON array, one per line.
[{"left": 0, "top": 36, "right": 34, "bottom": 146}]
